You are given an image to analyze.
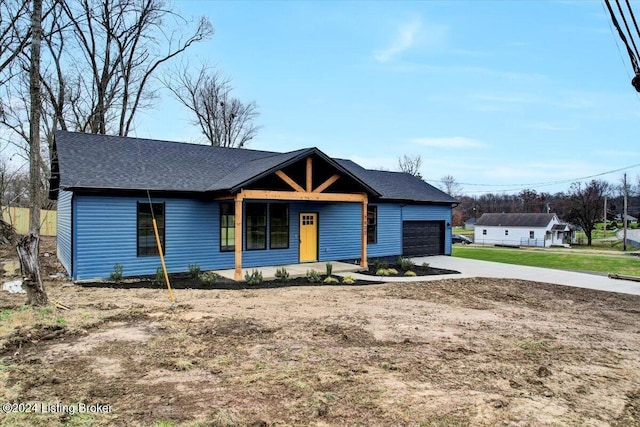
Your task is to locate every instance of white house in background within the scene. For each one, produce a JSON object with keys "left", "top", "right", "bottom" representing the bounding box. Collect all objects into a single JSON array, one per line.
[{"left": 474, "top": 213, "right": 576, "bottom": 247}]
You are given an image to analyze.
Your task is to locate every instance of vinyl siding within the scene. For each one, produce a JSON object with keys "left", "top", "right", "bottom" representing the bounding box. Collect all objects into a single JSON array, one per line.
[
  {"left": 71, "top": 195, "right": 453, "bottom": 279},
  {"left": 367, "top": 203, "right": 402, "bottom": 258},
  {"left": 74, "top": 195, "right": 223, "bottom": 280},
  {"left": 317, "top": 202, "right": 361, "bottom": 261},
  {"left": 56, "top": 190, "right": 73, "bottom": 276},
  {"left": 401, "top": 204, "right": 453, "bottom": 255}
]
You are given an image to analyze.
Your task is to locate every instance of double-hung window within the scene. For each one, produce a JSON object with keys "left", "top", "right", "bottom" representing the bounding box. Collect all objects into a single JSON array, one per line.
[
  {"left": 220, "top": 202, "right": 235, "bottom": 252},
  {"left": 246, "top": 203, "right": 267, "bottom": 250},
  {"left": 137, "top": 202, "right": 165, "bottom": 256},
  {"left": 269, "top": 204, "right": 289, "bottom": 249},
  {"left": 367, "top": 205, "right": 377, "bottom": 244}
]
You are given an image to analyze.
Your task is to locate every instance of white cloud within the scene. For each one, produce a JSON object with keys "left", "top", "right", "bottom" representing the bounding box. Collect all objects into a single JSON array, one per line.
[
  {"left": 409, "top": 136, "right": 487, "bottom": 148},
  {"left": 373, "top": 17, "right": 423, "bottom": 63}
]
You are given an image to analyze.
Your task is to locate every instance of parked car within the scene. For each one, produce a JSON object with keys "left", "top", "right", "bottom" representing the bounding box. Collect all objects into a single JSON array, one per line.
[{"left": 452, "top": 234, "right": 472, "bottom": 244}]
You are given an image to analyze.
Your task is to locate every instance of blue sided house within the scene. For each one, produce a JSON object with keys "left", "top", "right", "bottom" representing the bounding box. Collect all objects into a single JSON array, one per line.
[{"left": 50, "top": 131, "right": 458, "bottom": 280}]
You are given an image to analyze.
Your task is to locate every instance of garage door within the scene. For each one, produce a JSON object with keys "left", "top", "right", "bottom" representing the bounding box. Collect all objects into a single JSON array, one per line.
[{"left": 402, "top": 220, "right": 445, "bottom": 256}]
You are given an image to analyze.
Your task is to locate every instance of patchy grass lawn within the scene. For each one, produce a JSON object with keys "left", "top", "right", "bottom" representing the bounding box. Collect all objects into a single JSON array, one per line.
[
  {"left": 1, "top": 277, "right": 640, "bottom": 426},
  {"left": 452, "top": 245, "right": 640, "bottom": 276},
  {"left": 1, "top": 237, "right": 640, "bottom": 426}
]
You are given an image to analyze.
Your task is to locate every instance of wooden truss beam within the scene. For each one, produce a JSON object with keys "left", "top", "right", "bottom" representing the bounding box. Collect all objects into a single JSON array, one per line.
[
  {"left": 275, "top": 170, "right": 305, "bottom": 193},
  {"left": 242, "top": 189, "right": 366, "bottom": 203},
  {"left": 313, "top": 173, "right": 340, "bottom": 193}
]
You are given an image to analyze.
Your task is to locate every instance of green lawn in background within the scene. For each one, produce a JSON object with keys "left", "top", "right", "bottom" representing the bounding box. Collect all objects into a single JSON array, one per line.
[{"left": 452, "top": 246, "right": 640, "bottom": 276}]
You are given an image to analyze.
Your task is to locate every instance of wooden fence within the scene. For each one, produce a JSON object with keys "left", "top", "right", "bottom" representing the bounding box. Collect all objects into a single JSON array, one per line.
[{"left": 1, "top": 206, "right": 57, "bottom": 236}]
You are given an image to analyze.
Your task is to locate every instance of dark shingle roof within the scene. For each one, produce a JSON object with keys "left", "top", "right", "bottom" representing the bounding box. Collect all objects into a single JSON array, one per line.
[
  {"left": 476, "top": 213, "right": 558, "bottom": 227},
  {"left": 53, "top": 131, "right": 457, "bottom": 204},
  {"left": 54, "top": 131, "right": 272, "bottom": 192},
  {"left": 336, "top": 159, "right": 458, "bottom": 203}
]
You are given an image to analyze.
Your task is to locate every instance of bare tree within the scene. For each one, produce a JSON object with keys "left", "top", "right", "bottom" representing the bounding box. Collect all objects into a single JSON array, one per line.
[
  {"left": 1, "top": 0, "right": 213, "bottom": 217},
  {"left": 0, "top": 0, "right": 31, "bottom": 84},
  {"left": 397, "top": 154, "right": 422, "bottom": 178},
  {"left": 440, "top": 175, "right": 462, "bottom": 197},
  {"left": 51, "top": 0, "right": 214, "bottom": 136},
  {"left": 165, "top": 66, "right": 259, "bottom": 147},
  {"left": 18, "top": 0, "right": 48, "bottom": 306},
  {"left": 565, "top": 180, "right": 610, "bottom": 246}
]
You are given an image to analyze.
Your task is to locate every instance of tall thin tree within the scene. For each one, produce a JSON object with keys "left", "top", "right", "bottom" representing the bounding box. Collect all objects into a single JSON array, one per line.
[{"left": 18, "top": 0, "right": 48, "bottom": 305}]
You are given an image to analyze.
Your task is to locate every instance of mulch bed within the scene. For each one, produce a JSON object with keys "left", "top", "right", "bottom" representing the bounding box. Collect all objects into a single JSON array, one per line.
[
  {"left": 362, "top": 261, "right": 460, "bottom": 278},
  {"left": 77, "top": 260, "right": 460, "bottom": 290},
  {"left": 78, "top": 273, "right": 376, "bottom": 290}
]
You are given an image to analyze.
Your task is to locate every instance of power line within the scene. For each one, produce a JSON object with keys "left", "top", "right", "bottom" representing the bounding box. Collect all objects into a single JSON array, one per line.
[
  {"left": 424, "top": 161, "right": 640, "bottom": 194},
  {"left": 625, "top": 0, "right": 640, "bottom": 43},
  {"left": 604, "top": 0, "right": 640, "bottom": 73},
  {"left": 615, "top": 0, "right": 640, "bottom": 63}
]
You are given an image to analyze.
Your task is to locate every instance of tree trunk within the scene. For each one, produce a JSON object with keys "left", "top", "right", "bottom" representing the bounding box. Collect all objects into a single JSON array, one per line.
[
  {"left": 29, "top": 0, "right": 42, "bottom": 235},
  {"left": 23, "top": 0, "right": 48, "bottom": 306},
  {"left": 17, "top": 233, "right": 48, "bottom": 306}
]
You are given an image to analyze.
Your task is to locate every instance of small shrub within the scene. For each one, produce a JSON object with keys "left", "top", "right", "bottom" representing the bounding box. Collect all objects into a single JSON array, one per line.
[
  {"left": 421, "top": 262, "right": 430, "bottom": 269},
  {"left": 155, "top": 267, "right": 166, "bottom": 285},
  {"left": 275, "top": 267, "right": 290, "bottom": 281},
  {"left": 387, "top": 268, "right": 398, "bottom": 275},
  {"left": 188, "top": 263, "right": 201, "bottom": 278},
  {"left": 325, "top": 262, "right": 333, "bottom": 277},
  {"left": 372, "top": 259, "right": 382, "bottom": 272},
  {"left": 397, "top": 257, "right": 415, "bottom": 270},
  {"left": 342, "top": 275, "right": 355, "bottom": 285},
  {"left": 323, "top": 276, "right": 339, "bottom": 284},
  {"left": 376, "top": 268, "right": 390, "bottom": 276},
  {"left": 404, "top": 270, "right": 417, "bottom": 277},
  {"left": 199, "top": 271, "right": 221, "bottom": 285},
  {"left": 306, "top": 269, "right": 322, "bottom": 283},
  {"left": 110, "top": 263, "right": 124, "bottom": 283},
  {"left": 244, "top": 269, "right": 263, "bottom": 285}
]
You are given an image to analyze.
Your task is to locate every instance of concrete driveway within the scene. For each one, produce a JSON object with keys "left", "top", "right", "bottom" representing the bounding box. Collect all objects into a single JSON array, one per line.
[
  {"left": 338, "top": 256, "right": 640, "bottom": 296},
  {"left": 426, "top": 256, "right": 640, "bottom": 295}
]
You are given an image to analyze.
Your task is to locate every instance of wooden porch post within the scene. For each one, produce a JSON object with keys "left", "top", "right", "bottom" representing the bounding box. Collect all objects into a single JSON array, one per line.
[
  {"left": 234, "top": 192, "right": 244, "bottom": 280},
  {"left": 361, "top": 194, "right": 368, "bottom": 268}
]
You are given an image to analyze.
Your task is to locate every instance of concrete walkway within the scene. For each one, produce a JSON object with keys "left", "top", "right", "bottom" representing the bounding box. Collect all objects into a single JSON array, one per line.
[{"left": 335, "top": 256, "right": 640, "bottom": 296}]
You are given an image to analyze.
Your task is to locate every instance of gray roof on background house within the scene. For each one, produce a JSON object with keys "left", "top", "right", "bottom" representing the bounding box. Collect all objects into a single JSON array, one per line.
[
  {"left": 52, "top": 131, "right": 457, "bottom": 204},
  {"left": 475, "top": 213, "right": 558, "bottom": 227}
]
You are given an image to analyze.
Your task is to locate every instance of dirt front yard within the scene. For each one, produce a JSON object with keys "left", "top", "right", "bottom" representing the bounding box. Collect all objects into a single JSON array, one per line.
[{"left": 1, "top": 257, "right": 640, "bottom": 425}]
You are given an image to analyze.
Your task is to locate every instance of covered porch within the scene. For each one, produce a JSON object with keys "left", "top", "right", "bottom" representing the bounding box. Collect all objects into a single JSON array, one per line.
[{"left": 221, "top": 153, "right": 379, "bottom": 280}]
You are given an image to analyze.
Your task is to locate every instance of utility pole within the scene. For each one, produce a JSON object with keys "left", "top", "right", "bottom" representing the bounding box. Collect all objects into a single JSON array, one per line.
[
  {"left": 623, "top": 173, "right": 628, "bottom": 251},
  {"left": 604, "top": 196, "right": 607, "bottom": 237}
]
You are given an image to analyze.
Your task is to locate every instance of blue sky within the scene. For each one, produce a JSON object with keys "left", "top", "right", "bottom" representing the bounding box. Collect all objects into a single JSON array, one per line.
[{"left": 134, "top": 0, "right": 640, "bottom": 195}]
